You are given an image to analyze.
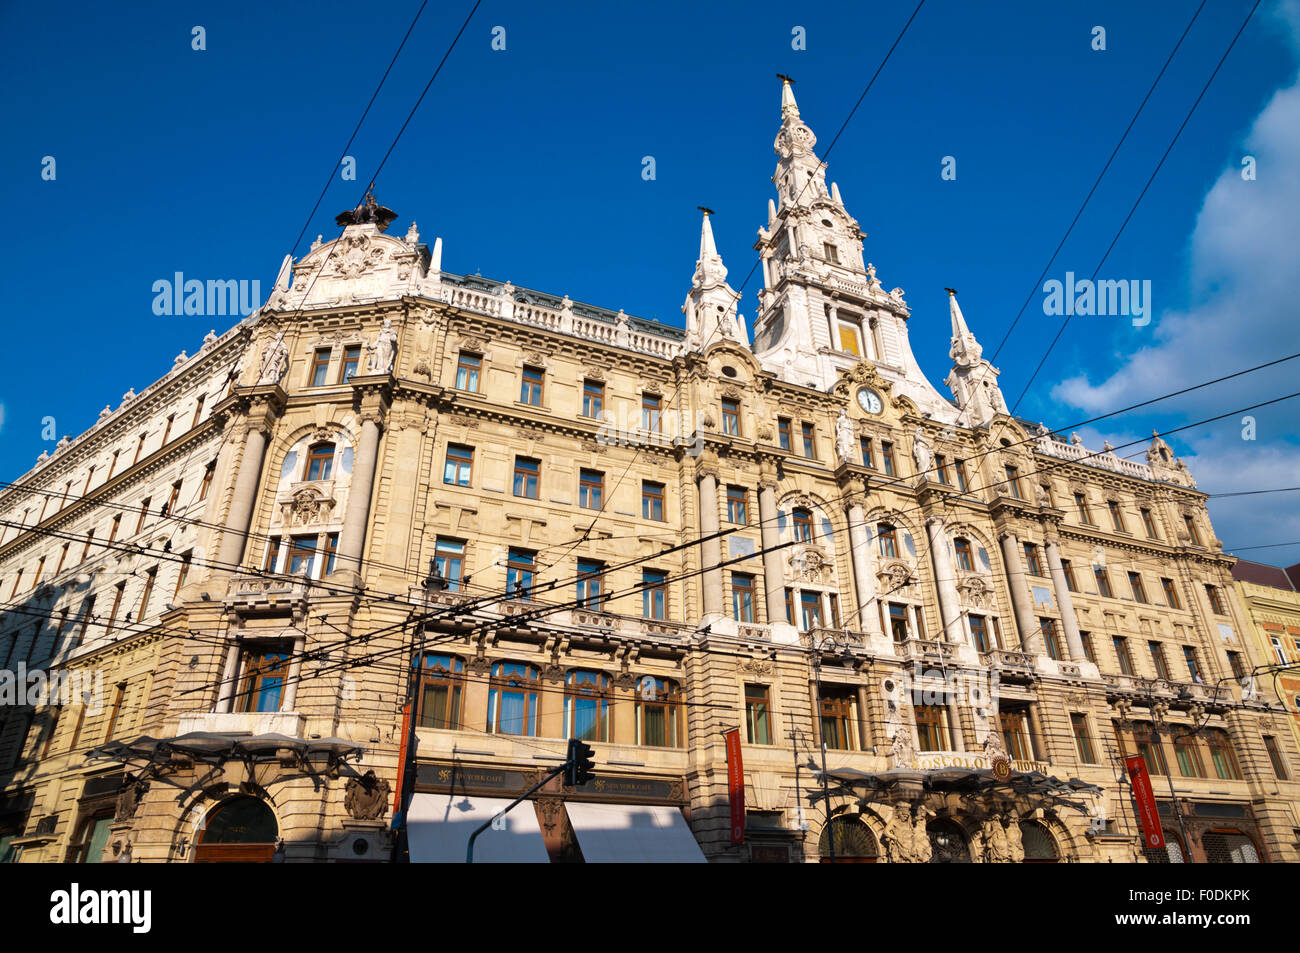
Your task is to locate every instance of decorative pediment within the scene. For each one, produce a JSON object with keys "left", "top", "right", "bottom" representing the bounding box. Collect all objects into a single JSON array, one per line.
[{"left": 832, "top": 360, "right": 895, "bottom": 402}]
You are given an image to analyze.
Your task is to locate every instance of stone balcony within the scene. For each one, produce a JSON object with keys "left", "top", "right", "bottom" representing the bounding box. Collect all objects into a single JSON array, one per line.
[
  {"left": 980, "top": 649, "right": 1036, "bottom": 678},
  {"left": 177, "top": 710, "right": 306, "bottom": 737},
  {"left": 225, "top": 573, "right": 311, "bottom": 612},
  {"left": 895, "top": 638, "right": 956, "bottom": 664}
]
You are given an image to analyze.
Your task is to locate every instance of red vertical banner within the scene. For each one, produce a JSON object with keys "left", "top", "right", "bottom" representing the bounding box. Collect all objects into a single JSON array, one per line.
[
  {"left": 724, "top": 728, "right": 745, "bottom": 845},
  {"left": 1125, "top": 755, "right": 1165, "bottom": 850}
]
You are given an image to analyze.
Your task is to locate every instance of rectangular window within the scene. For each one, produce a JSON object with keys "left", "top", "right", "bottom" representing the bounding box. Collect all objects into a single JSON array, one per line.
[
  {"left": 1039, "top": 618, "right": 1061, "bottom": 660},
  {"left": 341, "top": 344, "right": 362, "bottom": 382},
  {"left": 792, "top": 509, "right": 813, "bottom": 542},
  {"left": 136, "top": 498, "right": 151, "bottom": 534},
  {"left": 512, "top": 457, "right": 540, "bottom": 498},
  {"left": 1184, "top": 515, "right": 1202, "bottom": 545},
  {"left": 76, "top": 596, "right": 96, "bottom": 647},
  {"left": 726, "top": 485, "right": 748, "bottom": 524},
  {"left": 1061, "top": 558, "right": 1077, "bottom": 592},
  {"left": 859, "top": 436, "right": 874, "bottom": 468},
  {"left": 578, "top": 469, "right": 604, "bottom": 510},
  {"left": 1023, "top": 543, "right": 1043, "bottom": 577},
  {"left": 306, "top": 444, "right": 334, "bottom": 482},
  {"left": 417, "top": 654, "right": 464, "bottom": 730},
  {"left": 823, "top": 242, "right": 840, "bottom": 265},
  {"left": 80, "top": 530, "right": 94, "bottom": 565},
  {"left": 520, "top": 365, "right": 544, "bottom": 406},
  {"left": 953, "top": 458, "right": 969, "bottom": 492},
  {"left": 83, "top": 467, "right": 95, "bottom": 495},
  {"left": 1148, "top": 641, "right": 1170, "bottom": 680},
  {"left": 837, "top": 321, "right": 859, "bottom": 354},
  {"left": 443, "top": 444, "right": 474, "bottom": 486},
  {"left": 641, "top": 394, "right": 662, "bottom": 432},
  {"left": 820, "top": 690, "right": 856, "bottom": 751},
  {"left": 433, "top": 538, "right": 464, "bottom": 591},
  {"left": 506, "top": 549, "right": 536, "bottom": 601},
  {"left": 104, "top": 583, "right": 126, "bottom": 638},
  {"left": 878, "top": 524, "right": 898, "bottom": 559},
  {"left": 721, "top": 398, "right": 741, "bottom": 436},
  {"left": 801, "top": 422, "right": 816, "bottom": 459},
  {"left": 888, "top": 603, "right": 909, "bottom": 643},
  {"left": 1205, "top": 585, "right": 1226, "bottom": 615},
  {"left": 799, "top": 591, "right": 823, "bottom": 632},
  {"left": 1129, "top": 572, "right": 1148, "bottom": 603},
  {"left": 1141, "top": 507, "right": 1159, "bottom": 538},
  {"left": 455, "top": 352, "right": 481, "bottom": 392},
  {"left": 1005, "top": 466, "right": 1024, "bottom": 499},
  {"left": 1071, "top": 713, "right": 1097, "bottom": 764},
  {"left": 969, "top": 614, "right": 991, "bottom": 653},
  {"left": 581, "top": 380, "right": 605, "bottom": 418},
  {"left": 324, "top": 533, "right": 338, "bottom": 574},
  {"left": 880, "top": 441, "right": 895, "bottom": 476},
  {"left": 643, "top": 570, "right": 667, "bottom": 620},
  {"left": 642, "top": 481, "right": 665, "bottom": 521},
  {"left": 934, "top": 454, "right": 949, "bottom": 485},
  {"left": 288, "top": 536, "right": 316, "bottom": 576},
  {"left": 1131, "top": 725, "right": 1167, "bottom": 777},
  {"left": 954, "top": 538, "right": 974, "bottom": 572},
  {"left": 784, "top": 588, "right": 794, "bottom": 625},
  {"left": 1074, "top": 492, "right": 1094, "bottom": 524},
  {"left": 1174, "top": 736, "right": 1205, "bottom": 778},
  {"left": 1108, "top": 500, "right": 1127, "bottom": 533},
  {"left": 1160, "top": 577, "right": 1181, "bottom": 609},
  {"left": 1094, "top": 566, "right": 1113, "bottom": 598},
  {"left": 732, "top": 573, "right": 755, "bottom": 623},
  {"left": 133, "top": 433, "right": 147, "bottom": 466},
  {"left": 745, "top": 684, "right": 771, "bottom": 744},
  {"left": 916, "top": 705, "right": 947, "bottom": 752},
  {"left": 264, "top": 537, "right": 281, "bottom": 572},
  {"left": 1265, "top": 735, "right": 1289, "bottom": 780},
  {"left": 1113, "top": 636, "right": 1134, "bottom": 676},
  {"left": 139, "top": 567, "right": 157, "bottom": 620},
  {"left": 161, "top": 415, "right": 176, "bottom": 447},
  {"left": 236, "top": 648, "right": 290, "bottom": 714},
  {"left": 199, "top": 462, "right": 215, "bottom": 501},
  {"left": 777, "top": 417, "right": 792, "bottom": 451},
  {"left": 1183, "top": 646, "right": 1202, "bottom": 683},
  {"left": 311, "top": 348, "right": 331, "bottom": 387},
  {"left": 173, "top": 552, "right": 191, "bottom": 601},
  {"left": 576, "top": 560, "right": 606, "bottom": 611},
  {"left": 103, "top": 683, "right": 126, "bottom": 742},
  {"left": 165, "top": 480, "right": 181, "bottom": 516},
  {"left": 55, "top": 542, "right": 69, "bottom": 576},
  {"left": 1207, "top": 730, "right": 1242, "bottom": 780},
  {"left": 107, "top": 449, "right": 121, "bottom": 480},
  {"left": 1080, "top": 630, "right": 1095, "bottom": 663},
  {"left": 1227, "top": 651, "right": 1245, "bottom": 681}
]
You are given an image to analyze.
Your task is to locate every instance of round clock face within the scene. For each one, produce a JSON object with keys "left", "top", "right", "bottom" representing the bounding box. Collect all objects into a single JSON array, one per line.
[{"left": 857, "top": 387, "right": 882, "bottom": 414}]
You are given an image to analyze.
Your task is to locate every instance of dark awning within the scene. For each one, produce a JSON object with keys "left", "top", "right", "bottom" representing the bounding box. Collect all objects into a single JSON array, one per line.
[
  {"left": 811, "top": 765, "right": 1101, "bottom": 810},
  {"left": 87, "top": 731, "right": 364, "bottom": 765}
]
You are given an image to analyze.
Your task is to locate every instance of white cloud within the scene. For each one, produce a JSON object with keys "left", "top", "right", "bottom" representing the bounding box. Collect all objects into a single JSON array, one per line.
[{"left": 1049, "top": 14, "right": 1300, "bottom": 566}]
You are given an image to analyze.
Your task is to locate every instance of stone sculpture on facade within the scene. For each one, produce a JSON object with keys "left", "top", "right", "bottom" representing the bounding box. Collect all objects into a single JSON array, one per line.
[
  {"left": 368, "top": 319, "right": 398, "bottom": 374},
  {"left": 912, "top": 426, "right": 933, "bottom": 475},
  {"left": 834, "top": 408, "right": 856, "bottom": 464},
  {"left": 259, "top": 338, "right": 289, "bottom": 384}
]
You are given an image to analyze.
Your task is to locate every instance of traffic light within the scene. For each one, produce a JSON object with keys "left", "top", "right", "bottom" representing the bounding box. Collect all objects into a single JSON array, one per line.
[{"left": 565, "top": 737, "right": 596, "bottom": 787}]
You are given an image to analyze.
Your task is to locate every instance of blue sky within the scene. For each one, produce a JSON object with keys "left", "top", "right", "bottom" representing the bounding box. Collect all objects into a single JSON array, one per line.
[{"left": 2, "top": 0, "right": 1298, "bottom": 565}]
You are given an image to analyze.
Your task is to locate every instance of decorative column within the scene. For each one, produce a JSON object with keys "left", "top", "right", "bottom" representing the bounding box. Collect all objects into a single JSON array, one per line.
[
  {"left": 334, "top": 397, "right": 387, "bottom": 576},
  {"left": 216, "top": 422, "right": 272, "bottom": 570},
  {"left": 758, "top": 475, "right": 786, "bottom": 626},
  {"left": 846, "top": 501, "right": 884, "bottom": 638},
  {"left": 697, "top": 466, "right": 723, "bottom": 619},
  {"left": 998, "top": 532, "right": 1040, "bottom": 654},
  {"left": 214, "top": 643, "right": 241, "bottom": 713},
  {"left": 281, "top": 632, "right": 307, "bottom": 710},
  {"left": 926, "top": 516, "right": 965, "bottom": 644},
  {"left": 1044, "top": 536, "right": 1086, "bottom": 660},
  {"left": 946, "top": 696, "right": 966, "bottom": 752}
]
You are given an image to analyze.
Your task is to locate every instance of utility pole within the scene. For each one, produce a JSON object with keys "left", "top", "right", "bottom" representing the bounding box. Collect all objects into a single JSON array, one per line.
[{"left": 392, "top": 558, "right": 441, "bottom": 862}]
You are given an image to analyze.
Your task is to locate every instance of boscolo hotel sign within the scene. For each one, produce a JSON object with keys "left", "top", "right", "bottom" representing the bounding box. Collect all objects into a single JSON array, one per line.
[{"left": 913, "top": 752, "right": 1049, "bottom": 773}]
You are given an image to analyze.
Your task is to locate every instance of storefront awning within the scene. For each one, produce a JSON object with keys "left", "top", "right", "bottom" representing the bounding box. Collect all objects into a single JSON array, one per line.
[
  {"left": 812, "top": 766, "right": 1101, "bottom": 811},
  {"left": 564, "top": 802, "right": 706, "bottom": 863},
  {"left": 87, "top": 731, "right": 364, "bottom": 765},
  {"left": 407, "top": 793, "right": 551, "bottom": 863}
]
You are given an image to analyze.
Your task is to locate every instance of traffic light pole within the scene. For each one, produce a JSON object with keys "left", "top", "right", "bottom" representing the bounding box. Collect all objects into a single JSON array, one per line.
[{"left": 465, "top": 764, "right": 567, "bottom": 864}]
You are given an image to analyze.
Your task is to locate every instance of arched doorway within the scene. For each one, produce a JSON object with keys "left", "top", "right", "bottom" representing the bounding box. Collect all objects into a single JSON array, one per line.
[
  {"left": 927, "top": 819, "right": 971, "bottom": 863},
  {"left": 195, "top": 796, "right": 279, "bottom": 863},
  {"left": 1019, "top": 821, "right": 1059, "bottom": 863},
  {"left": 1141, "top": 829, "right": 1186, "bottom": 863},
  {"left": 818, "top": 815, "right": 879, "bottom": 863},
  {"left": 1202, "top": 830, "right": 1261, "bottom": 863}
]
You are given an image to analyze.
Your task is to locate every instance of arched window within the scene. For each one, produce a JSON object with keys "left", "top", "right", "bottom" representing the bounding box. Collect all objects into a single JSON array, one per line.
[
  {"left": 1143, "top": 830, "right": 1187, "bottom": 863},
  {"left": 926, "top": 819, "right": 971, "bottom": 863},
  {"left": 819, "top": 816, "right": 878, "bottom": 862},
  {"left": 487, "top": 662, "right": 540, "bottom": 737},
  {"left": 565, "top": 670, "right": 611, "bottom": 742},
  {"left": 954, "top": 537, "right": 974, "bottom": 572},
  {"left": 877, "top": 523, "right": 898, "bottom": 559},
  {"left": 636, "top": 676, "right": 683, "bottom": 748},
  {"left": 415, "top": 653, "right": 464, "bottom": 729},
  {"left": 792, "top": 508, "right": 814, "bottom": 543},
  {"left": 1019, "top": 821, "right": 1060, "bottom": 862},
  {"left": 195, "top": 796, "right": 278, "bottom": 863},
  {"left": 1202, "top": 830, "right": 1261, "bottom": 863},
  {"left": 305, "top": 443, "right": 335, "bottom": 482}
]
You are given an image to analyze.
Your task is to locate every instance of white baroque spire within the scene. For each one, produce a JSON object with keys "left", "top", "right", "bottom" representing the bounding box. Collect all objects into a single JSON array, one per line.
[{"left": 682, "top": 209, "right": 747, "bottom": 350}]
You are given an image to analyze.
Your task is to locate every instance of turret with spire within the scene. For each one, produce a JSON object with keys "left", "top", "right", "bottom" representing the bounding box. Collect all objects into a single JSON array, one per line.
[
  {"left": 682, "top": 208, "right": 747, "bottom": 350},
  {"left": 943, "top": 289, "right": 1006, "bottom": 427}
]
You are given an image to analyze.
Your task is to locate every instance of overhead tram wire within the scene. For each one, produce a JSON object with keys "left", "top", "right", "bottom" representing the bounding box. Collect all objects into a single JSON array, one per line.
[
  {"left": 987, "top": 0, "right": 1209, "bottom": 363},
  {"left": 1009, "top": 0, "right": 1264, "bottom": 414}
]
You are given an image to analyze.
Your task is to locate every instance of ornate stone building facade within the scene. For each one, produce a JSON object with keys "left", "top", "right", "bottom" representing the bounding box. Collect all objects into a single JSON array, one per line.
[{"left": 2, "top": 81, "right": 1297, "bottom": 863}]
